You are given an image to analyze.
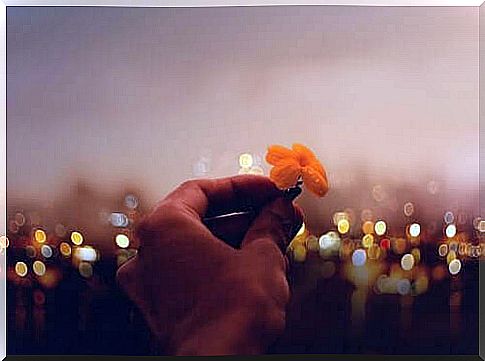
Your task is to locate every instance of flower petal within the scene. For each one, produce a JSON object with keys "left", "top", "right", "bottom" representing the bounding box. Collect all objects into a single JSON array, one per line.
[
  {"left": 269, "top": 161, "right": 301, "bottom": 190},
  {"left": 301, "top": 165, "right": 329, "bottom": 197},
  {"left": 292, "top": 143, "right": 318, "bottom": 167},
  {"left": 266, "top": 145, "right": 298, "bottom": 166}
]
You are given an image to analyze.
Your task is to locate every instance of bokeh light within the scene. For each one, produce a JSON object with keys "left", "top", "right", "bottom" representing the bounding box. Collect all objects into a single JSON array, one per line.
[
  {"left": 367, "top": 244, "right": 381, "bottom": 260},
  {"left": 34, "top": 229, "right": 47, "bottom": 243},
  {"left": 362, "top": 234, "right": 374, "bottom": 248},
  {"left": 444, "top": 211, "right": 454, "bottom": 225},
  {"left": 78, "top": 262, "right": 93, "bottom": 278},
  {"left": 115, "top": 234, "right": 130, "bottom": 249},
  {"left": 374, "top": 220, "right": 387, "bottom": 236},
  {"left": 447, "top": 250, "right": 457, "bottom": 264},
  {"left": 337, "top": 219, "right": 350, "bottom": 234},
  {"left": 110, "top": 213, "right": 129, "bottom": 227},
  {"left": 293, "top": 244, "right": 307, "bottom": 263},
  {"left": 124, "top": 194, "right": 138, "bottom": 209},
  {"left": 438, "top": 243, "right": 448, "bottom": 257},
  {"left": 59, "top": 242, "right": 72, "bottom": 257},
  {"left": 14, "top": 212, "right": 26, "bottom": 227},
  {"left": 411, "top": 248, "right": 421, "bottom": 263},
  {"left": 448, "top": 259, "right": 462, "bottom": 275},
  {"left": 74, "top": 247, "right": 97, "bottom": 262},
  {"left": 33, "top": 260, "right": 46, "bottom": 276},
  {"left": 409, "top": 223, "right": 421, "bottom": 238},
  {"left": 403, "top": 202, "right": 414, "bottom": 217},
  {"left": 445, "top": 224, "right": 457, "bottom": 238},
  {"left": 239, "top": 153, "right": 253, "bottom": 168},
  {"left": 70, "top": 231, "right": 84, "bottom": 246},
  {"left": 362, "top": 221, "right": 374, "bottom": 235},
  {"left": 352, "top": 249, "right": 367, "bottom": 267},
  {"left": 392, "top": 238, "right": 407, "bottom": 254},
  {"left": 401, "top": 253, "right": 415, "bottom": 271},
  {"left": 0, "top": 235, "right": 9, "bottom": 249},
  {"left": 397, "top": 278, "right": 411, "bottom": 295},
  {"left": 40, "top": 245, "right": 53, "bottom": 259},
  {"left": 248, "top": 166, "right": 264, "bottom": 175},
  {"left": 15, "top": 262, "right": 28, "bottom": 277}
]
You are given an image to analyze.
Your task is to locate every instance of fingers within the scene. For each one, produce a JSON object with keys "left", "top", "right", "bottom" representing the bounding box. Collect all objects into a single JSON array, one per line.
[
  {"left": 162, "top": 175, "right": 283, "bottom": 220},
  {"left": 241, "top": 197, "right": 304, "bottom": 257}
]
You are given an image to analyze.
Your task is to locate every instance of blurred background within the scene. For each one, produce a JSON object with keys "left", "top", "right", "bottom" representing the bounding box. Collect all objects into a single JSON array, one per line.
[{"left": 5, "top": 5, "right": 481, "bottom": 355}]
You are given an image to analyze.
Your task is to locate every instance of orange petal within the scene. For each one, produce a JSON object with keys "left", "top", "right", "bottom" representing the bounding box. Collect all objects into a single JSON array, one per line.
[
  {"left": 266, "top": 145, "right": 299, "bottom": 166},
  {"left": 301, "top": 165, "right": 329, "bottom": 197},
  {"left": 292, "top": 143, "right": 318, "bottom": 167},
  {"left": 269, "top": 161, "right": 301, "bottom": 190}
]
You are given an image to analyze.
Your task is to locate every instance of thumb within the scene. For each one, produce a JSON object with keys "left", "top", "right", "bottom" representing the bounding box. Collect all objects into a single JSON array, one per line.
[{"left": 241, "top": 197, "right": 304, "bottom": 254}]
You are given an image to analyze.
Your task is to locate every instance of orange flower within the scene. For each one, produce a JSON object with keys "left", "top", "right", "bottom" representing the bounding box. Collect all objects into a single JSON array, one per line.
[{"left": 265, "top": 143, "right": 329, "bottom": 197}]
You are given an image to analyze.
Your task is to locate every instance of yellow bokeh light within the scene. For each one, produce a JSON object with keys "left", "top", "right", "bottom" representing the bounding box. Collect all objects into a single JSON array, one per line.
[
  {"left": 34, "top": 229, "right": 46, "bottom": 243},
  {"left": 59, "top": 242, "right": 72, "bottom": 257},
  {"left": 447, "top": 250, "right": 457, "bottom": 264},
  {"left": 362, "top": 234, "right": 374, "bottom": 248},
  {"left": 438, "top": 243, "right": 448, "bottom": 257},
  {"left": 367, "top": 244, "right": 381, "bottom": 260},
  {"left": 115, "top": 234, "right": 130, "bottom": 249},
  {"left": 71, "top": 231, "right": 84, "bottom": 246},
  {"left": 411, "top": 247, "right": 421, "bottom": 263},
  {"left": 15, "top": 262, "right": 28, "bottom": 277},
  {"left": 33, "top": 260, "right": 46, "bottom": 276},
  {"left": 374, "top": 220, "right": 387, "bottom": 236},
  {"left": 239, "top": 153, "right": 253, "bottom": 168},
  {"left": 293, "top": 244, "right": 307, "bottom": 263},
  {"left": 337, "top": 219, "right": 350, "bottom": 234},
  {"left": 401, "top": 253, "right": 415, "bottom": 271},
  {"left": 362, "top": 221, "right": 374, "bottom": 235}
]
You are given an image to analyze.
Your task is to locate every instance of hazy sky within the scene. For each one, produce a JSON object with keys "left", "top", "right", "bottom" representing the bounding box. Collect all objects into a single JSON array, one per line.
[{"left": 7, "top": 6, "right": 479, "bottom": 214}]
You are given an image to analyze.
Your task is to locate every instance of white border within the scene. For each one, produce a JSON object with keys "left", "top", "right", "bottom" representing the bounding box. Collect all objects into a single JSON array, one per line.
[
  {"left": 0, "top": 1, "right": 482, "bottom": 360},
  {"left": 2, "top": 0, "right": 485, "bottom": 7}
]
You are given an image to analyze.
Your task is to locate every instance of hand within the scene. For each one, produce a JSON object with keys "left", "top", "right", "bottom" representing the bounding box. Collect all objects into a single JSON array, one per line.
[{"left": 116, "top": 175, "right": 304, "bottom": 355}]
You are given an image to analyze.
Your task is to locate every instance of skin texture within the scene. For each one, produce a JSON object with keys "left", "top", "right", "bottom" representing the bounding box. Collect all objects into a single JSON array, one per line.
[{"left": 116, "top": 175, "right": 304, "bottom": 355}]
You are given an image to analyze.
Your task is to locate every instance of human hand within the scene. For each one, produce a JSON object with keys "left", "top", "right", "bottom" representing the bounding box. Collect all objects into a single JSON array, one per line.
[{"left": 116, "top": 175, "right": 304, "bottom": 355}]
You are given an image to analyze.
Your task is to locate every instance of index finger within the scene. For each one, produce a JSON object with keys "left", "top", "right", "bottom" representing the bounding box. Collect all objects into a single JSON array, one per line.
[{"left": 163, "top": 175, "right": 284, "bottom": 220}]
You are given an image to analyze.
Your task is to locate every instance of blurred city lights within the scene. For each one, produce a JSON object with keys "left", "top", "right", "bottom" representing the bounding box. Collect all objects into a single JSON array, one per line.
[
  {"left": 367, "top": 244, "right": 381, "bottom": 260},
  {"left": 110, "top": 213, "right": 129, "bottom": 227},
  {"left": 401, "top": 253, "right": 415, "bottom": 271},
  {"left": 239, "top": 153, "right": 253, "bottom": 168},
  {"left": 448, "top": 259, "right": 462, "bottom": 275},
  {"left": 409, "top": 223, "right": 421, "bottom": 238},
  {"left": 34, "top": 229, "right": 47, "bottom": 243},
  {"left": 352, "top": 249, "right": 367, "bottom": 267},
  {"left": 33, "top": 261, "right": 46, "bottom": 276},
  {"left": 78, "top": 262, "right": 93, "bottom": 278},
  {"left": 362, "top": 221, "right": 374, "bottom": 235},
  {"left": 445, "top": 224, "right": 457, "bottom": 238},
  {"left": 59, "top": 242, "right": 72, "bottom": 257},
  {"left": 479, "top": 220, "right": 485, "bottom": 233},
  {"left": 15, "top": 262, "right": 28, "bottom": 277},
  {"left": 362, "top": 234, "right": 374, "bottom": 248},
  {"left": 444, "top": 211, "right": 454, "bottom": 225},
  {"left": 70, "top": 231, "right": 84, "bottom": 246},
  {"left": 396, "top": 278, "right": 411, "bottom": 295},
  {"left": 14, "top": 212, "right": 26, "bottom": 227},
  {"left": 447, "top": 250, "right": 457, "bottom": 264},
  {"left": 438, "top": 243, "right": 448, "bottom": 257},
  {"left": 115, "top": 234, "right": 130, "bottom": 249},
  {"left": 124, "top": 194, "right": 138, "bottom": 209},
  {"left": 380, "top": 238, "right": 391, "bottom": 250},
  {"left": 74, "top": 247, "right": 97, "bottom": 262},
  {"left": 40, "top": 245, "right": 53, "bottom": 259},
  {"left": 403, "top": 202, "right": 414, "bottom": 217},
  {"left": 374, "top": 220, "right": 387, "bottom": 236},
  {"left": 305, "top": 235, "right": 319, "bottom": 252},
  {"left": 293, "top": 244, "right": 307, "bottom": 263},
  {"left": 333, "top": 212, "right": 348, "bottom": 226},
  {"left": 337, "top": 219, "right": 350, "bottom": 234}
]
